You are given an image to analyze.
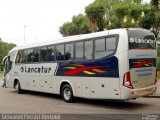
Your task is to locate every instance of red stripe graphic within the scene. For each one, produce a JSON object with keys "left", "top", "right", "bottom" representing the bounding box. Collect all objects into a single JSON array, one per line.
[
  {"left": 133, "top": 61, "right": 153, "bottom": 67},
  {"left": 64, "top": 66, "right": 108, "bottom": 75}
]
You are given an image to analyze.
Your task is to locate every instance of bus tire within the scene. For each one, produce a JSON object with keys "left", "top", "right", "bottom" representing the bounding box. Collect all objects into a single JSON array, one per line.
[
  {"left": 15, "top": 81, "right": 22, "bottom": 94},
  {"left": 61, "top": 84, "right": 74, "bottom": 103}
]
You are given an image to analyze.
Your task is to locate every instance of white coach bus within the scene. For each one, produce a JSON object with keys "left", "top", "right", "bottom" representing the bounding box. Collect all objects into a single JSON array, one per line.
[{"left": 2, "top": 28, "right": 158, "bottom": 102}]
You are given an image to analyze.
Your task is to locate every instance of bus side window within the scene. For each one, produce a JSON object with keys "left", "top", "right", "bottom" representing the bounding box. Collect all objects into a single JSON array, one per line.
[
  {"left": 105, "top": 37, "right": 117, "bottom": 55},
  {"left": 27, "top": 49, "right": 33, "bottom": 63},
  {"left": 75, "top": 42, "right": 84, "bottom": 60},
  {"left": 95, "top": 36, "right": 117, "bottom": 59},
  {"left": 33, "top": 48, "right": 40, "bottom": 62},
  {"left": 15, "top": 51, "right": 21, "bottom": 63},
  {"left": 95, "top": 38, "right": 106, "bottom": 59},
  {"left": 22, "top": 50, "right": 26, "bottom": 63},
  {"left": 40, "top": 46, "right": 47, "bottom": 62},
  {"left": 95, "top": 38, "right": 105, "bottom": 52},
  {"left": 85, "top": 40, "right": 93, "bottom": 60},
  {"left": 65, "top": 43, "right": 74, "bottom": 60},
  {"left": 15, "top": 50, "right": 26, "bottom": 63},
  {"left": 47, "top": 46, "right": 55, "bottom": 61},
  {"left": 56, "top": 44, "right": 65, "bottom": 61}
]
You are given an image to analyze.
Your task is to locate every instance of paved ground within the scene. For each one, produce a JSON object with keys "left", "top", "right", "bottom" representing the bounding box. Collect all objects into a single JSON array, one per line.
[
  {"left": 148, "top": 80, "right": 160, "bottom": 97},
  {"left": 0, "top": 77, "right": 160, "bottom": 120}
]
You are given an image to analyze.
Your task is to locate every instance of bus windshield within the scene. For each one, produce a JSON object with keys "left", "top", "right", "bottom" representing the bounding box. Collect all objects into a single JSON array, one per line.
[{"left": 128, "top": 29, "right": 156, "bottom": 50}]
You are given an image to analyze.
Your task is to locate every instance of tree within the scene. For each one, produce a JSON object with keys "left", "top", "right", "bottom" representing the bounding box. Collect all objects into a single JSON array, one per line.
[
  {"left": 129, "top": 4, "right": 141, "bottom": 22},
  {"left": 85, "top": 2, "right": 105, "bottom": 32},
  {"left": 106, "top": 1, "right": 142, "bottom": 29},
  {"left": 139, "top": 0, "right": 160, "bottom": 38},
  {"left": 114, "top": 3, "right": 129, "bottom": 20},
  {"left": 72, "top": 14, "right": 92, "bottom": 34},
  {"left": 59, "top": 22, "right": 79, "bottom": 36},
  {"left": 59, "top": 14, "right": 92, "bottom": 36},
  {"left": 150, "top": 0, "right": 160, "bottom": 38},
  {"left": 0, "top": 40, "right": 16, "bottom": 64},
  {"left": 0, "top": 38, "right": 2, "bottom": 66},
  {"left": 151, "top": 0, "right": 160, "bottom": 9},
  {"left": 138, "top": 4, "right": 152, "bottom": 29},
  {"left": 59, "top": 0, "right": 160, "bottom": 37}
]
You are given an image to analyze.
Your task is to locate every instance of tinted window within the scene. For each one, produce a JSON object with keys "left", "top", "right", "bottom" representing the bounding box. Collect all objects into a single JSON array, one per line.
[
  {"left": 106, "top": 37, "right": 117, "bottom": 52},
  {"left": 95, "top": 38, "right": 105, "bottom": 51},
  {"left": 128, "top": 30, "right": 156, "bottom": 49},
  {"left": 15, "top": 50, "right": 20, "bottom": 63},
  {"left": 75, "top": 42, "right": 84, "bottom": 60},
  {"left": 95, "top": 36, "right": 117, "bottom": 59},
  {"left": 40, "top": 46, "right": 47, "bottom": 62},
  {"left": 27, "top": 49, "right": 33, "bottom": 63},
  {"left": 15, "top": 50, "right": 26, "bottom": 63},
  {"left": 56, "top": 44, "right": 65, "bottom": 61},
  {"left": 33, "top": 48, "right": 40, "bottom": 62},
  {"left": 65, "top": 43, "right": 74, "bottom": 60},
  {"left": 22, "top": 50, "right": 26, "bottom": 63},
  {"left": 47, "top": 46, "right": 55, "bottom": 61},
  {"left": 85, "top": 40, "right": 93, "bottom": 60}
]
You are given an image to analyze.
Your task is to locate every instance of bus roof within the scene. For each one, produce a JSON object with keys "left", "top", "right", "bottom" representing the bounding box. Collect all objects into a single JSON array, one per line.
[{"left": 10, "top": 28, "right": 147, "bottom": 51}]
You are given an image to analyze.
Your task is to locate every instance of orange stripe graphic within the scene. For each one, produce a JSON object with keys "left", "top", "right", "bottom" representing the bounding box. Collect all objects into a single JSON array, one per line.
[
  {"left": 92, "top": 69, "right": 106, "bottom": 73},
  {"left": 70, "top": 64, "right": 84, "bottom": 67}
]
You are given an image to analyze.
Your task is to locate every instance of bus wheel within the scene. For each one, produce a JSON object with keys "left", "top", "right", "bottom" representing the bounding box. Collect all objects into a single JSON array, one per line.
[
  {"left": 61, "top": 84, "right": 74, "bottom": 103},
  {"left": 15, "top": 81, "right": 22, "bottom": 94}
]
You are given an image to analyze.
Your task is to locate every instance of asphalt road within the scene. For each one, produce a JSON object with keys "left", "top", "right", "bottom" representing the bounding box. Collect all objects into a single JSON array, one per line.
[{"left": 0, "top": 77, "right": 160, "bottom": 120}]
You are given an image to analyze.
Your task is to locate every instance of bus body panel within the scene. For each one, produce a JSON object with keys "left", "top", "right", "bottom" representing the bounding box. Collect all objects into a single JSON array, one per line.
[
  {"left": 88, "top": 54, "right": 120, "bottom": 99},
  {"left": 75, "top": 77, "right": 82, "bottom": 97},
  {"left": 109, "top": 29, "right": 129, "bottom": 100},
  {"left": 90, "top": 76, "right": 120, "bottom": 99},
  {"left": 118, "top": 51, "right": 129, "bottom": 99},
  {"left": 55, "top": 55, "right": 120, "bottom": 99},
  {"left": 13, "top": 63, "right": 58, "bottom": 93}
]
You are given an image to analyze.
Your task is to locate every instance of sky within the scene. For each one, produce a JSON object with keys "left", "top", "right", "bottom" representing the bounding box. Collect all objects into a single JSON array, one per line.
[{"left": 0, "top": 0, "right": 94, "bottom": 46}]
